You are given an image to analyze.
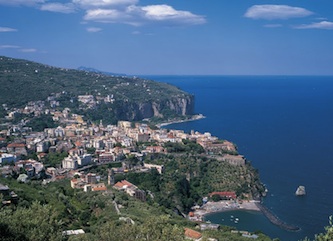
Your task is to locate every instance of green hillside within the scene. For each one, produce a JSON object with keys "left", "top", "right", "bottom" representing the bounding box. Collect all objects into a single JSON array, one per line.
[{"left": 0, "top": 56, "right": 194, "bottom": 124}]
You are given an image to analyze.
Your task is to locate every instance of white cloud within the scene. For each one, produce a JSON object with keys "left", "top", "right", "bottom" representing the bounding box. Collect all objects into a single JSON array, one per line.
[
  {"left": 294, "top": 21, "right": 333, "bottom": 30},
  {"left": 72, "top": 0, "right": 138, "bottom": 8},
  {"left": 0, "top": 27, "right": 18, "bottom": 32},
  {"left": 0, "top": 45, "right": 20, "bottom": 49},
  {"left": 87, "top": 27, "right": 102, "bottom": 32},
  {"left": 140, "top": 5, "right": 206, "bottom": 25},
  {"left": 84, "top": 4, "right": 206, "bottom": 26},
  {"left": 20, "top": 48, "right": 37, "bottom": 52},
  {"left": 40, "top": 3, "right": 76, "bottom": 13},
  {"left": 244, "top": 5, "right": 313, "bottom": 20},
  {"left": 0, "top": 0, "right": 44, "bottom": 6},
  {"left": 132, "top": 30, "right": 141, "bottom": 35},
  {"left": 84, "top": 8, "right": 129, "bottom": 22}
]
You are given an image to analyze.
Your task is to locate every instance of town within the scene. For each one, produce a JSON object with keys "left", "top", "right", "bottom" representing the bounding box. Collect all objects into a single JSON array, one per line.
[
  {"left": 0, "top": 97, "right": 264, "bottom": 241},
  {"left": 0, "top": 97, "right": 245, "bottom": 182}
]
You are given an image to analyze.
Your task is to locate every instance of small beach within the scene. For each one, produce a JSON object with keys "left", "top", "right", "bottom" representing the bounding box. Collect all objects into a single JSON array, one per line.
[{"left": 190, "top": 200, "right": 260, "bottom": 222}]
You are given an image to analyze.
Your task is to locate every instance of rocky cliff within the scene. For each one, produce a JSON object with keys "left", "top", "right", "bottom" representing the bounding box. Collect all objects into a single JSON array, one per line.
[
  {"left": 112, "top": 95, "right": 194, "bottom": 122},
  {"left": 0, "top": 56, "right": 195, "bottom": 124}
]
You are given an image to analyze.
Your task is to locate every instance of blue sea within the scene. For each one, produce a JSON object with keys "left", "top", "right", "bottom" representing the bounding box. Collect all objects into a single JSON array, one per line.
[{"left": 145, "top": 75, "right": 333, "bottom": 241}]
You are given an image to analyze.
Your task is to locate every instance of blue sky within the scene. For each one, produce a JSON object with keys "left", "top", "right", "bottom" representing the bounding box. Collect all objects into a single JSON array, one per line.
[{"left": 1, "top": 0, "right": 333, "bottom": 75}]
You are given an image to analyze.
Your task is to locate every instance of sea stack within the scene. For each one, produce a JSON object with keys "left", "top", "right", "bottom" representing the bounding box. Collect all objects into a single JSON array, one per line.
[{"left": 295, "top": 186, "right": 306, "bottom": 196}]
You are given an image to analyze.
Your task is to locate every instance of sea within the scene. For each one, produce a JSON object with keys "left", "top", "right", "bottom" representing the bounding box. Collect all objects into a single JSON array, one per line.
[{"left": 143, "top": 75, "right": 333, "bottom": 241}]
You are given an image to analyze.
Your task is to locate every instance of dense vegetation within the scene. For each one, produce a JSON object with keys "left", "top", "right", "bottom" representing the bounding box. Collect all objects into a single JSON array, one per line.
[
  {"left": 0, "top": 56, "right": 193, "bottom": 124},
  {"left": 0, "top": 177, "right": 273, "bottom": 241},
  {"left": 123, "top": 154, "right": 264, "bottom": 213},
  {"left": 0, "top": 140, "right": 330, "bottom": 241}
]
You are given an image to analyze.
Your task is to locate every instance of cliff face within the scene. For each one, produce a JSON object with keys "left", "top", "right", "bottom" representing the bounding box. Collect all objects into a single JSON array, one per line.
[
  {"left": 0, "top": 56, "right": 195, "bottom": 124},
  {"left": 114, "top": 95, "right": 194, "bottom": 121}
]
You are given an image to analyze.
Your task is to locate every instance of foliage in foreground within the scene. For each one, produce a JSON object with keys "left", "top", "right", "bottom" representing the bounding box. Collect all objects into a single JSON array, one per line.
[{"left": 301, "top": 216, "right": 333, "bottom": 241}]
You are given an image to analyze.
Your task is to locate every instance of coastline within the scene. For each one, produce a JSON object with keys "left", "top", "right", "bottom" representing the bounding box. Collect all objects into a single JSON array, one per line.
[
  {"left": 190, "top": 200, "right": 260, "bottom": 222},
  {"left": 156, "top": 114, "right": 206, "bottom": 128},
  {"left": 191, "top": 200, "right": 301, "bottom": 232}
]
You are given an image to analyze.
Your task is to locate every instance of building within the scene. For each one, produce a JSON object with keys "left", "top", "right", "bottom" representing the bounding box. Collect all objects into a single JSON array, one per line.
[
  {"left": 114, "top": 180, "right": 137, "bottom": 196},
  {"left": 84, "top": 183, "right": 107, "bottom": 192},
  {"left": 0, "top": 153, "right": 16, "bottom": 164},
  {"left": 143, "top": 163, "right": 164, "bottom": 174},
  {"left": 62, "top": 156, "right": 78, "bottom": 169},
  {"left": 209, "top": 191, "right": 237, "bottom": 200},
  {"left": 220, "top": 154, "right": 246, "bottom": 166},
  {"left": 6, "top": 143, "right": 27, "bottom": 156},
  {"left": 99, "top": 152, "right": 114, "bottom": 163},
  {"left": 184, "top": 228, "right": 202, "bottom": 241},
  {"left": 86, "top": 173, "right": 97, "bottom": 184}
]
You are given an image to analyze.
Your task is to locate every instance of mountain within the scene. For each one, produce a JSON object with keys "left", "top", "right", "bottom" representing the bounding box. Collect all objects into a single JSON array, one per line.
[
  {"left": 77, "top": 66, "right": 127, "bottom": 77},
  {"left": 0, "top": 56, "right": 194, "bottom": 124}
]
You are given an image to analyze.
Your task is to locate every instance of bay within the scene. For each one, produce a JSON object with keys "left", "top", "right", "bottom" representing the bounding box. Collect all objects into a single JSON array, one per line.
[{"left": 144, "top": 75, "right": 333, "bottom": 241}]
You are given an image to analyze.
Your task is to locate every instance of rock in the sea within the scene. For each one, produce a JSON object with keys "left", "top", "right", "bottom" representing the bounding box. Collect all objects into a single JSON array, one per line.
[{"left": 295, "top": 186, "right": 306, "bottom": 196}]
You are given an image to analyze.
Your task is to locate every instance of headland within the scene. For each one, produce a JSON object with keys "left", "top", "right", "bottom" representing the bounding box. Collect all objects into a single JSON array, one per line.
[{"left": 156, "top": 114, "right": 206, "bottom": 128}]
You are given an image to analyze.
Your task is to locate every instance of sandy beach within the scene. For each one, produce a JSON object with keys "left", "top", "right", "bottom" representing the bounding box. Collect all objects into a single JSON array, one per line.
[{"left": 190, "top": 200, "right": 260, "bottom": 222}]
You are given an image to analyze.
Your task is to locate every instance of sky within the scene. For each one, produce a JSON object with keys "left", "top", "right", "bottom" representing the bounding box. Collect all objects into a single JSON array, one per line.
[{"left": 1, "top": 0, "right": 333, "bottom": 75}]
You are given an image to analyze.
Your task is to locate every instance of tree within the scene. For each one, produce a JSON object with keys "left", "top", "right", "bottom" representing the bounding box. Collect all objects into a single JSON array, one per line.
[{"left": 0, "top": 202, "right": 63, "bottom": 241}]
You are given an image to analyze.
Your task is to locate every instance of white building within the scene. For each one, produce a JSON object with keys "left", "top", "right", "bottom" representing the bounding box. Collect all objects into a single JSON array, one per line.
[{"left": 62, "top": 156, "right": 78, "bottom": 169}]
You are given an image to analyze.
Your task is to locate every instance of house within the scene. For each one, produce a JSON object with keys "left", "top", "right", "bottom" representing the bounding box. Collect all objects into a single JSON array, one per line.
[
  {"left": 62, "top": 156, "right": 78, "bottom": 170},
  {"left": 184, "top": 228, "right": 202, "bottom": 240},
  {"left": 84, "top": 183, "right": 107, "bottom": 192},
  {"left": 85, "top": 173, "right": 97, "bottom": 184},
  {"left": 91, "top": 183, "right": 107, "bottom": 192},
  {"left": 98, "top": 152, "right": 115, "bottom": 162},
  {"left": 0, "top": 153, "right": 16, "bottom": 164},
  {"left": 143, "top": 163, "right": 164, "bottom": 174},
  {"left": 6, "top": 143, "right": 27, "bottom": 156},
  {"left": 220, "top": 154, "right": 246, "bottom": 166},
  {"left": 113, "top": 180, "right": 145, "bottom": 198}
]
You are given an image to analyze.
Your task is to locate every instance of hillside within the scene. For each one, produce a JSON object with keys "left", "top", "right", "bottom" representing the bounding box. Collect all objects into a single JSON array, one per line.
[{"left": 0, "top": 56, "right": 194, "bottom": 124}]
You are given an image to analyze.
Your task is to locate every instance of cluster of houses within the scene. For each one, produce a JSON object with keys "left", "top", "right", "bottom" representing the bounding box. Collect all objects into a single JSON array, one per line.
[
  {"left": 69, "top": 168, "right": 147, "bottom": 201},
  {"left": 70, "top": 172, "right": 107, "bottom": 192},
  {"left": 1, "top": 109, "right": 245, "bottom": 170}
]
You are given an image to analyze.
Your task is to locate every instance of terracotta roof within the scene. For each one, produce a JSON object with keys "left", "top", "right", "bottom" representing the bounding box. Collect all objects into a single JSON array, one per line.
[
  {"left": 121, "top": 180, "right": 133, "bottom": 187},
  {"left": 113, "top": 180, "right": 134, "bottom": 189},
  {"left": 7, "top": 143, "right": 26, "bottom": 148},
  {"left": 114, "top": 181, "right": 124, "bottom": 189},
  {"left": 209, "top": 191, "right": 237, "bottom": 199},
  {"left": 184, "top": 228, "right": 202, "bottom": 240},
  {"left": 92, "top": 186, "right": 107, "bottom": 191}
]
